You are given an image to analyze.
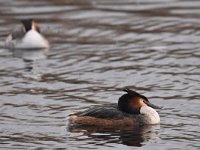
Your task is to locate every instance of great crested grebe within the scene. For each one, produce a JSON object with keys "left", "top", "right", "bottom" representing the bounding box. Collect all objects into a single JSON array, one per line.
[
  {"left": 5, "top": 19, "right": 49, "bottom": 49},
  {"left": 68, "top": 88, "right": 161, "bottom": 127}
]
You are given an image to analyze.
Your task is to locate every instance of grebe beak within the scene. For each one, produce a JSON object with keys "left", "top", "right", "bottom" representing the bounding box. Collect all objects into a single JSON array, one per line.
[{"left": 146, "top": 102, "right": 162, "bottom": 109}]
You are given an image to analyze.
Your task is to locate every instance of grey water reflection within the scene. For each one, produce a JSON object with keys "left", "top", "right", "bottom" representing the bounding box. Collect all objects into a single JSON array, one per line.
[
  {"left": 12, "top": 48, "right": 48, "bottom": 61},
  {"left": 12, "top": 48, "right": 49, "bottom": 72},
  {"left": 0, "top": 0, "right": 200, "bottom": 149},
  {"left": 68, "top": 124, "right": 160, "bottom": 147}
]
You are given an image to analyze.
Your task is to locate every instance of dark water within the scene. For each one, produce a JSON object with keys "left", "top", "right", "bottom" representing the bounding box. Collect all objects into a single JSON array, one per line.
[{"left": 0, "top": 0, "right": 200, "bottom": 149}]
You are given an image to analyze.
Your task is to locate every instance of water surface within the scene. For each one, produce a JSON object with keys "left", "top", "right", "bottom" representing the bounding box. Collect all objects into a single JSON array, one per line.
[{"left": 0, "top": 0, "right": 200, "bottom": 149}]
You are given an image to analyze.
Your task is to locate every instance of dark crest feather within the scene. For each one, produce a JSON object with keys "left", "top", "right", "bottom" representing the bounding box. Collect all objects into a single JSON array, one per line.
[
  {"left": 123, "top": 87, "right": 148, "bottom": 101},
  {"left": 21, "top": 19, "right": 40, "bottom": 33},
  {"left": 21, "top": 19, "right": 33, "bottom": 32}
]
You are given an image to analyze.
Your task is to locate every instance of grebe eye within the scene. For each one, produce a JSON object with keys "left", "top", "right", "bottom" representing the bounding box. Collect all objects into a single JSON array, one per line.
[{"left": 143, "top": 100, "right": 147, "bottom": 104}]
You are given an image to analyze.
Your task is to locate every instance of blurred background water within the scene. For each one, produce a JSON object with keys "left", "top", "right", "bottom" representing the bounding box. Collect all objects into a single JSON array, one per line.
[{"left": 0, "top": 0, "right": 200, "bottom": 149}]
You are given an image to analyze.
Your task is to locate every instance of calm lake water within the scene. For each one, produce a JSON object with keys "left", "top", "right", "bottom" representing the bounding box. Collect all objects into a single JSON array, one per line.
[{"left": 0, "top": 0, "right": 200, "bottom": 149}]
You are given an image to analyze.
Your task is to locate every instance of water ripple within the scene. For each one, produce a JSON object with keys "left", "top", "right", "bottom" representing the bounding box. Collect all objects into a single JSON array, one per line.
[{"left": 0, "top": 0, "right": 200, "bottom": 149}]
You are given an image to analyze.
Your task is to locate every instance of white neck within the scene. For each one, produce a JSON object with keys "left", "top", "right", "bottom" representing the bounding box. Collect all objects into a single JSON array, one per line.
[
  {"left": 17, "top": 30, "right": 49, "bottom": 49},
  {"left": 140, "top": 105, "right": 160, "bottom": 124}
]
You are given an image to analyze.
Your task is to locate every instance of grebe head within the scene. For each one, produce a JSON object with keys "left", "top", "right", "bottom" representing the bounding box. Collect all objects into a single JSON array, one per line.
[
  {"left": 118, "top": 88, "right": 161, "bottom": 114},
  {"left": 21, "top": 19, "right": 40, "bottom": 33}
]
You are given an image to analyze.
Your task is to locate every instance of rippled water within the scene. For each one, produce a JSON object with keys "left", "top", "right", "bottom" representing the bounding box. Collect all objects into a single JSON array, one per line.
[{"left": 0, "top": 0, "right": 200, "bottom": 149}]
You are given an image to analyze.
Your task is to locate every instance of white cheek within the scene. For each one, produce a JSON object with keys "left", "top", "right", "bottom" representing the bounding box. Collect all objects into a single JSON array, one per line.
[{"left": 140, "top": 105, "right": 160, "bottom": 124}]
